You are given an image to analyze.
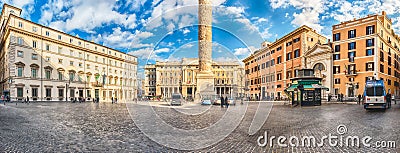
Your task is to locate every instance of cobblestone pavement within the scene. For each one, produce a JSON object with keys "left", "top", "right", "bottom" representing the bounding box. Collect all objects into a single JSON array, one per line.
[{"left": 0, "top": 101, "right": 399, "bottom": 152}]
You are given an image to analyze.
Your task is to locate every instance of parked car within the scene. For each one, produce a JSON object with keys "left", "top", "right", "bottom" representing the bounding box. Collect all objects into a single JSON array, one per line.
[
  {"left": 201, "top": 97, "right": 212, "bottom": 105},
  {"left": 227, "top": 98, "right": 236, "bottom": 105},
  {"left": 171, "top": 93, "right": 183, "bottom": 106}
]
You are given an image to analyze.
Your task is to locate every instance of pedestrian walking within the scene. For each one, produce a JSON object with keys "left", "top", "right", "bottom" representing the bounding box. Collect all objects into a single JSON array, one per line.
[
  {"left": 26, "top": 96, "right": 29, "bottom": 105},
  {"left": 225, "top": 96, "right": 228, "bottom": 108},
  {"left": 328, "top": 94, "right": 331, "bottom": 102},
  {"left": 386, "top": 93, "right": 391, "bottom": 108},
  {"left": 357, "top": 94, "right": 361, "bottom": 105},
  {"left": 115, "top": 98, "right": 118, "bottom": 104},
  {"left": 111, "top": 97, "right": 114, "bottom": 104},
  {"left": 339, "top": 94, "right": 343, "bottom": 102},
  {"left": 220, "top": 96, "right": 224, "bottom": 108}
]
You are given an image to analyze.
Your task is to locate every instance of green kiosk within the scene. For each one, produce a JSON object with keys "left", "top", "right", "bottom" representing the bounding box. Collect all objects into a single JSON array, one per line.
[{"left": 284, "top": 69, "right": 329, "bottom": 106}]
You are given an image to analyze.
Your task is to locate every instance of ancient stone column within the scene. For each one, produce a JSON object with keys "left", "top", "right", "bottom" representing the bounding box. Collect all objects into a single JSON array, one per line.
[
  {"left": 198, "top": 0, "right": 212, "bottom": 73},
  {"left": 196, "top": 0, "right": 214, "bottom": 101}
]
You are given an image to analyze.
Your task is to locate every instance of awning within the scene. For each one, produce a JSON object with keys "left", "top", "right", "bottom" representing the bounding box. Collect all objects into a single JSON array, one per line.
[
  {"left": 285, "top": 84, "right": 298, "bottom": 92},
  {"left": 285, "top": 84, "right": 329, "bottom": 92},
  {"left": 311, "top": 84, "right": 329, "bottom": 91}
]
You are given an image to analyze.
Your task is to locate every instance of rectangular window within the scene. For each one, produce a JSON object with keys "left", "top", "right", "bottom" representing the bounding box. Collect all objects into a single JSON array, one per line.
[
  {"left": 69, "top": 73, "right": 75, "bottom": 81},
  {"left": 277, "top": 57, "right": 281, "bottom": 64},
  {"left": 388, "top": 67, "right": 392, "bottom": 75},
  {"left": 17, "top": 37, "right": 23, "bottom": 45},
  {"left": 333, "top": 66, "right": 340, "bottom": 74},
  {"left": 366, "top": 49, "right": 374, "bottom": 56},
  {"left": 17, "top": 50, "right": 23, "bottom": 57},
  {"left": 380, "top": 64, "right": 384, "bottom": 73},
  {"left": 334, "top": 45, "right": 340, "bottom": 52},
  {"left": 286, "top": 52, "right": 292, "bottom": 61},
  {"left": 32, "top": 26, "right": 37, "bottom": 32},
  {"left": 333, "top": 33, "right": 340, "bottom": 41},
  {"left": 277, "top": 73, "right": 282, "bottom": 80},
  {"left": 58, "top": 89, "right": 64, "bottom": 97},
  {"left": 70, "top": 61, "right": 74, "bottom": 66},
  {"left": 348, "top": 29, "right": 356, "bottom": 38},
  {"left": 46, "top": 88, "right": 51, "bottom": 97},
  {"left": 32, "top": 53, "right": 38, "bottom": 60},
  {"left": 333, "top": 54, "right": 340, "bottom": 60},
  {"left": 17, "top": 67, "right": 23, "bottom": 77},
  {"left": 45, "top": 31, "right": 50, "bottom": 36},
  {"left": 46, "top": 44, "right": 50, "bottom": 51},
  {"left": 286, "top": 71, "right": 292, "bottom": 79},
  {"left": 58, "top": 71, "right": 63, "bottom": 80},
  {"left": 17, "top": 88, "right": 23, "bottom": 97},
  {"left": 32, "top": 41, "right": 37, "bottom": 48},
  {"left": 45, "top": 70, "right": 51, "bottom": 79},
  {"left": 32, "top": 88, "right": 38, "bottom": 97},
  {"left": 334, "top": 78, "right": 340, "bottom": 84},
  {"left": 286, "top": 41, "right": 292, "bottom": 46},
  {"left": 271, "top": 59, "right": 275, "bottom": 66},
  {"left": 380, "top": 51, "right": 384, "bottom": 62},
  {"left": 348, "top": 52, "right": 355, "bottom": 62},
  {"left": 366, "top": 25, "right": 375, "bottom": 35},
  {"left": 348, "top": 42, "right": 356, "bottom": 50},
  {"left": 18, "top": 22, "right": 23, "bottom": 28},
  {"left": 293, "top": 37, "right": 300, "bottom": 43},
  {"left": 31, "top": 69, "right": 37, "bottom": 78},
  {"left": 294, "top": 49, "right": 300, "bottom": 58},
  {"left": 58, "top": 35, "right": 62, "bottom": 40},
  {"left": 388, "top": 56, "right": 392, "bottom": 66},
  {"left": 366, "top": 38, "right": 374, "bottom": 47},
  {"left": 366, "top": 62, "right": 374, "bottom": 71},
  {"left": 277, "top": 46, "right": 282, "bottom": 51}
]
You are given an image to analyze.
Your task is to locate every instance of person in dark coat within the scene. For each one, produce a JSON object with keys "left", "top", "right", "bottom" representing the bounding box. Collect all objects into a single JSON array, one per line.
[
  {"left": 220, "top": 96, "right": 224, "bottom": 108},
  {"left": 26, "top": 96, "right": 29, "bottom": 104},
  {"left": 357, "top": 94, "right": 361, "bottom": 105},
  {"left": 111, "top": 97, "right": 114, "bottom": 104},
  {"left": 340, "top": 94, "right": 344, "bottom": 102},
  {"left": 328, "top": 94, "right": 331, "bottom": 102},
  {"left": 386, "top": 93, "right": 391, "bottom": 108},
  {"left": 225, "top": 96, "right": 228, "bottom": 108}
]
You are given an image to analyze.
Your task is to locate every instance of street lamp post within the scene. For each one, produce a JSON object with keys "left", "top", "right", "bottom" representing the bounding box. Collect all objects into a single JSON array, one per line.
[{"left": 66, "top": 79, "right": 70, "bottom": 102}]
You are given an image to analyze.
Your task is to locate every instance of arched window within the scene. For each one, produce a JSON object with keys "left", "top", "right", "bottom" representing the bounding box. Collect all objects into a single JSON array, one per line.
[{"left": 313, "top": 63, "right": 325, "bottom": 71}]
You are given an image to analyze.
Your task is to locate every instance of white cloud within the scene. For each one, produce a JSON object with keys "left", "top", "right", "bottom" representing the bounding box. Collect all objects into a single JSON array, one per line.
[
  {"left": 40, "top": 0, "right": 139, "bottom": 32},
  {"left": 182, "top": 28, "right": 190, "bottom": 34},
  {"left": 269, "top": 0, "right": 326, "bottom": 32},
  {"left": 233, "top": 47, "right": 251, "bottom": 56},
  {"left": 181, "top": 43, "right": 194, "bottom": 49},
  {"left": 96, "top": 27, "right": 154, "bottom": 49},
  {"left": 154, "top": 48, "right": 170, "bottom": 53},
  {"left": 291, "top": 8, "right": 323, "bottom": 32}
]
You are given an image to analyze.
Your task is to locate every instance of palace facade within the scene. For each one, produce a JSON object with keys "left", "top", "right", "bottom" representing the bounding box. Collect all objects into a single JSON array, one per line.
[
  {"left": 144, "top": 58, "right": 245, "bottom": 99},
  {"left": 0, "top": 4, "right": 138, "bottom": 102}
]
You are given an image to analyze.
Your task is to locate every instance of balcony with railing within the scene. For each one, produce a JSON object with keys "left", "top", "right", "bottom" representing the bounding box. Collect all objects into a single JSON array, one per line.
[
  {"left": 91, "top": 82, "right": 104, "bottom": 87},
  {"left": 346, "top": 70, "right": 358, "bottom": 76}
]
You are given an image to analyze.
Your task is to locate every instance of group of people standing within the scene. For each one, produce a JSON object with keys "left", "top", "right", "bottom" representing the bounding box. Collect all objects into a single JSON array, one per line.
[
  {"left": 220, "top": 96, "right": 229, "bottom": 108},
  {"left": 111, "top": 97, "right": 118, "bottom": 104}
]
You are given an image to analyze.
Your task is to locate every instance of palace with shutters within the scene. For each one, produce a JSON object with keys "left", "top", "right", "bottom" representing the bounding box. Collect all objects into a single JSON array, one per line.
[{"left": 0, "top": 4, "right": 138, "bottom": 102}]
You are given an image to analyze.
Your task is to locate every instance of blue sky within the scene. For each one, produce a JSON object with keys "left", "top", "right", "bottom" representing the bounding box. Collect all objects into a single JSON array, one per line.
[{"left": 1, "top": 0, "right": 400, "bottom": 77}]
